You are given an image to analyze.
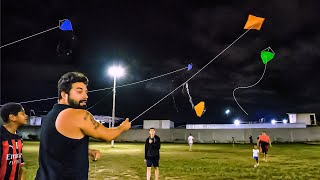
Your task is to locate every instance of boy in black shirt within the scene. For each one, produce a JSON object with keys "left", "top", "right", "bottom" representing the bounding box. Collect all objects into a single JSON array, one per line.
[{"left": 144, "top": 128, "right": 160, "bottom": 180}]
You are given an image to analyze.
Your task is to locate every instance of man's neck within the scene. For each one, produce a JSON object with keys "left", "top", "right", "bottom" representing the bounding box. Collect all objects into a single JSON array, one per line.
[
  {"left": 58, "top": 100, "right": 68, "bottom": 105},
  {"left": 3, "top": 123, "right": 18, "bottom": 134}
]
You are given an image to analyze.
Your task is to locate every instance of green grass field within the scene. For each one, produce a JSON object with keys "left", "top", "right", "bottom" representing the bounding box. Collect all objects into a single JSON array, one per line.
[{"left": 22, "top": 142, "right": 320, "bottom": 179}]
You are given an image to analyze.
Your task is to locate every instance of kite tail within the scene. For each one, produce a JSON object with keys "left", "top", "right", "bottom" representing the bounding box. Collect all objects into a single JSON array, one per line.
[
  {"left": 233, "top": 63, "right": 267, "bottom": 115},
  {"left": 185, "top": 83, "right": 195, "bottom": 109}
]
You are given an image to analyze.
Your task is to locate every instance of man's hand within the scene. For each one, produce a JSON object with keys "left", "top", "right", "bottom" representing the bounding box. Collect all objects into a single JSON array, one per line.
[
  {"left": 144, "top": 159, "right": 147, "bottom": 164},
  {"left": 89, "top": 149, "right": 101, "bottom": 161},
  {"left": 149, "top": 139, "right": 153, "bottom": 144},
  {"left": 119, "top": 118, "right": 131, "bottom": 132}
]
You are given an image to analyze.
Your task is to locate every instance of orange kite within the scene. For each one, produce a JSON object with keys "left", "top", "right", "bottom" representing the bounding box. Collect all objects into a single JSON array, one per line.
[
  {"left": 194, "top": 101, "right": 206, "bottom": 117},
  {"left": 244, "top": 14, "right": 265, "bottom": 30}
]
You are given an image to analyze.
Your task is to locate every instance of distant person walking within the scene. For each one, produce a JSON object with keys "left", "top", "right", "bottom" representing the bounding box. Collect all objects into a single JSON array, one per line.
[
  {"left": 188, "top": 134, "right": 194, "bottom": 151},
  {"left": 252, "top": 145, "right": 259, "bottom": 167},
  {"left": 249, "top": 135, "right": 253, "bottom": 144},
  {"left": 257, "top": 131, "right": 272, "bottom": 162}
]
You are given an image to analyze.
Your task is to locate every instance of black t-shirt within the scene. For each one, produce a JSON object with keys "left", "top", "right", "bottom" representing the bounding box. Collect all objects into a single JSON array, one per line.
[
  {"left": 35, "top": 104, "right": 89, "bottom": 180},
  {"left": 0, "top": 126, "right": 24, "bottom": 180}
]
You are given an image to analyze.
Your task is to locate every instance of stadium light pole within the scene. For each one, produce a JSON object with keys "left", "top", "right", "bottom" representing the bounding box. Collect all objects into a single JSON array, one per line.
[
  {"left": 108, "top": 65, "right": 125, "bottom": 147},
  {"left": 225, "top": 109, "right": 230, "bottom": 117},
  {"left": 225, "top": 109, "right": 230, "bottom": 122}
]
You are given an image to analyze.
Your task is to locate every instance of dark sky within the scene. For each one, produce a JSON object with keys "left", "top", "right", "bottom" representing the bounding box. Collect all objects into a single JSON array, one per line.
[{"left": 1, "top": 0, "right": 320, "bottom": 125}]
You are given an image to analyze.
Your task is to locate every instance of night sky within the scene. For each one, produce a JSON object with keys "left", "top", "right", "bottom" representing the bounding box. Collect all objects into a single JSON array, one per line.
[{"left": 1, "top": 1, "right": 320, "bottom": 125}]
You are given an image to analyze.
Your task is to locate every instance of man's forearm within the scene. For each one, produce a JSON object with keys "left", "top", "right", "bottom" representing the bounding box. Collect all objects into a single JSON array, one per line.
[{"left": 100, "top": 126, "right": 125, "bottom": 141}]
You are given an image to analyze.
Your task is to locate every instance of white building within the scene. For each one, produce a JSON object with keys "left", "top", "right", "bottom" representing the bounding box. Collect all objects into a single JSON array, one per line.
[
  {"left": 143, "top": 120, "right": 174, "bottom": 129},
  {"left": 29, "top": 116, "right": 43, "bottom": 126},
  {"left": 287, "top": 113, "right": 317, "bottom": 125}
]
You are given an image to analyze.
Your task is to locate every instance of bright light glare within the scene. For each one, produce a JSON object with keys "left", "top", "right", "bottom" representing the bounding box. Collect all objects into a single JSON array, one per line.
[
  {"left": 282, "top": 119, "right": 288, "bottom": 124},
  {"left": 271, "top": 119, "right": 276, "bottom": 124},
  {"left": 234, "top": 119, "right": 240, "bottom": 125},
  {"left": 108, "top": 66, "right": 125, "bottom": 77},
  {"left": 225, "top": 109, "right": 230, "bottom": 114}
]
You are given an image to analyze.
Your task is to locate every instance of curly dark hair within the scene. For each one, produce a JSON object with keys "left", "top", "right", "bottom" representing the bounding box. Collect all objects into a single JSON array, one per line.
[{"left": 58, "top": 72, "right": 89, "bottom": 100}]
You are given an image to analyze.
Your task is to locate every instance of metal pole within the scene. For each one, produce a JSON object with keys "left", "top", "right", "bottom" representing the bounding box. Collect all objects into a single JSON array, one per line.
[{"left": 111, "top": 76, "right": 116, "bottom": 147}]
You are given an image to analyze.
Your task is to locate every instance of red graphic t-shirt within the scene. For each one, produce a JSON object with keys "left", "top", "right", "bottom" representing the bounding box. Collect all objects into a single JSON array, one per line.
[{"left": 0, "top": 126, "right": 24, "bottom": 180}]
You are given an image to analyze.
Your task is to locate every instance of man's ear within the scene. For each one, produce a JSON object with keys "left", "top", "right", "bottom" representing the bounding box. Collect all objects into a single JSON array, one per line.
[
  {"left": 8, "top": 114, "right": 16, "bottom": 122},
  {"left": 61, "top": 91, "right": 68, "bottom": 100}
]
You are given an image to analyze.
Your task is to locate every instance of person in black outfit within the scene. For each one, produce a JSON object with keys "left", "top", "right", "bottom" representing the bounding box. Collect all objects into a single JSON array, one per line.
[
  {"left": 249, "top": 135, "right": 253, "bottom": 144},
  {"left": 35, "top": 72, "right": 131, "bottom": 180},
  {"left": 144, "top": 128, "right": 161, "bottom": 180}
]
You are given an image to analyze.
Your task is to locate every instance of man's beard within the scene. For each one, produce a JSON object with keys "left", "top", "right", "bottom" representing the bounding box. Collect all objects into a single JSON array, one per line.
[{"left": 68, "top": 98, "right": 87, "bottom": 109}]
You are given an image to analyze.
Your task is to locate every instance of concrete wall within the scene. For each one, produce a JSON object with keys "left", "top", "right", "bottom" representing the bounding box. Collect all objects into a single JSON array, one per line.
[
  {"left": 186, "top": 123, "right": 307, "bottom": 129},
  {"left": 18, "top": 126, "right": 320, "bottom": 143}
]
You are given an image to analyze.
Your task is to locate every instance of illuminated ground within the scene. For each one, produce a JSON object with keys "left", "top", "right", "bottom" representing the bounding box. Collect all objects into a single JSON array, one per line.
[{"left": 23, "top": 142, "right": 320, "bottom": 179}]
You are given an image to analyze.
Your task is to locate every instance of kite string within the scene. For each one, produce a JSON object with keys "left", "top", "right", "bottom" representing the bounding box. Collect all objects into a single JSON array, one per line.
[
  {"left": 131, "top": 28, "right": 252, "bottom": 122},
  {"left": 233, "top": 63, "right": 267, "bottom": 115},
  {"left": 86, "top": 89, "right": 114, "bottom": 110},
  {"left": 170, "top": 82, "right": 179, "bottom": 112},
  {"left": 0, "top": 66, "right": 188, "bottom": 106},
  {"left": 262, "top": 46, "right": 275, "bottom": 54},
  {"left": 89, "top": 66, "right": 188, "bottom": 92},
  {"left": 0, "top": 26, "right": 60, "bottom": 49}
]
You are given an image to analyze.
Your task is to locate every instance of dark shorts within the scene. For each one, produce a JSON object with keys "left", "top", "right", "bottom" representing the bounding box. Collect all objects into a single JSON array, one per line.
[
  {"left": 253, "top": 156, "right": 258, "bottom": 161},
  {"left": 261, "top": 142, "right": 269, "bottom": 154},
  {"left": 146, "top": 158, "right": 159, "bottom": 167}
]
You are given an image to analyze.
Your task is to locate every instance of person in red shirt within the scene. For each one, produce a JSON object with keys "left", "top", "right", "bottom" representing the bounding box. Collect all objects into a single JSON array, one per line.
[
  {"left": 257, "top": 131, "right": 272, "bottom": 162},
  {"left": 0, "top": 103, "right": 27, "bottom": 180}
]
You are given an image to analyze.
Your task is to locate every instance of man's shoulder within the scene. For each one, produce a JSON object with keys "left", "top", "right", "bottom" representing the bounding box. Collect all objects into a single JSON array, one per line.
[
  {"left": 59, "top": 108, "right": 88, "bottom": 118},
  {"left": 57, "top": 108, "right": 90, "bottom": 126}
]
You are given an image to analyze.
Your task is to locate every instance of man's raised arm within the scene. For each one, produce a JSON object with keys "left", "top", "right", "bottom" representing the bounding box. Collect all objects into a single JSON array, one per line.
[{"left": 78, "top": 110, "right": 131, "bottom": 141}]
